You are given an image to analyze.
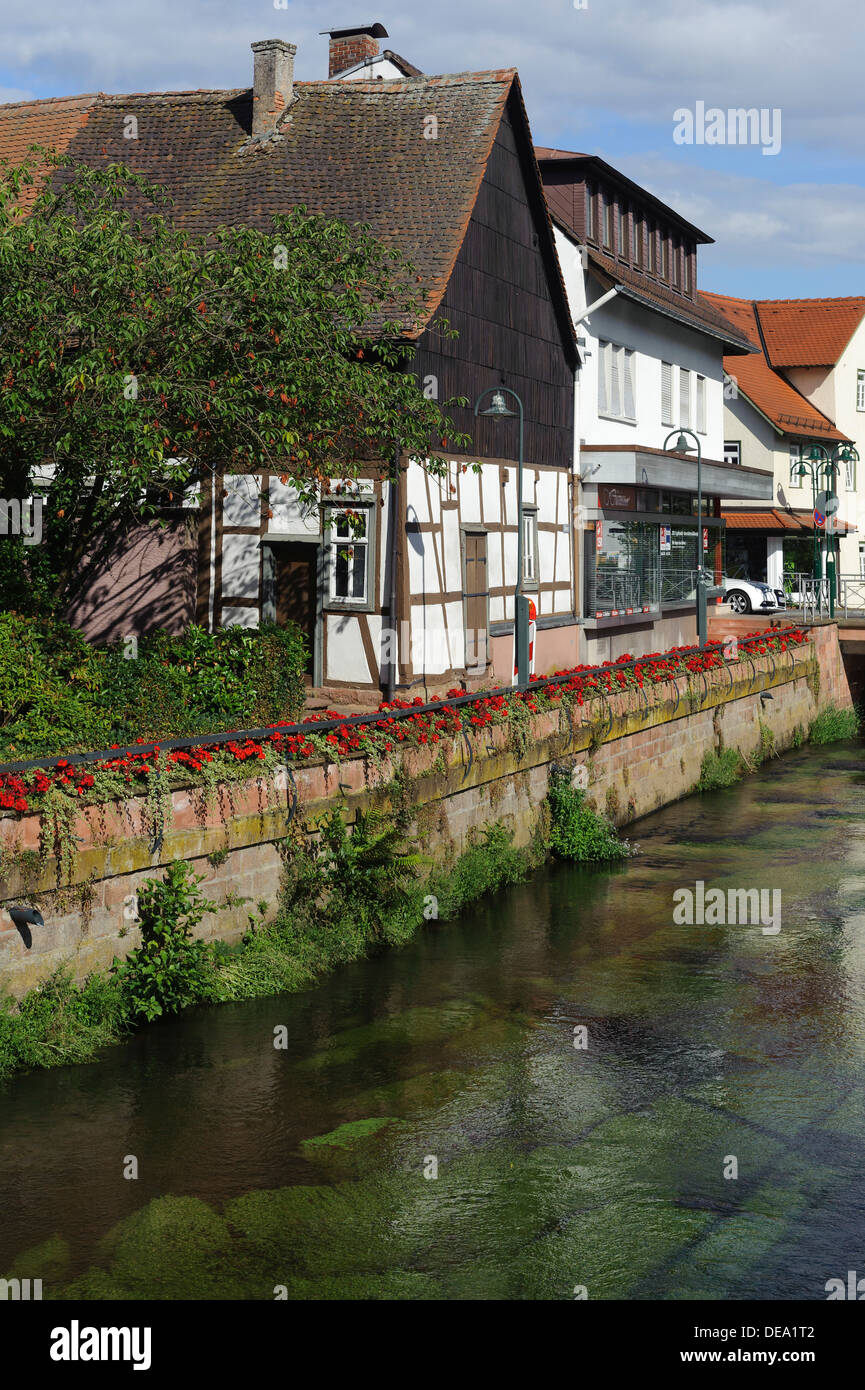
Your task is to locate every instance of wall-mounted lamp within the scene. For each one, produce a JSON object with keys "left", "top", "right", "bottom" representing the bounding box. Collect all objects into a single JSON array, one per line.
[{"left": 7, "top": 905, "right": 43, "bottom": 950}]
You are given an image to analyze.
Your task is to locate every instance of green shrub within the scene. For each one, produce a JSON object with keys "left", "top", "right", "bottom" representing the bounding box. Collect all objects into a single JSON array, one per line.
[
  {"left": 0, "top": 968, "right": 126, "bottom": 1082},
  {"left": 697, "top": 747, "right": 744, "bottom": 791},
  {"left": 809, "top": 704, "right": 861, "bottom": 745},
  {"left": 112, "top": 860, "right": 221, "bottom": 1022},
  {"left": 0, "top": 612, "right": 114, "bottom": 755},
  {"left": 0, "top": 616, "right": 308, "bottom": 757},
  {"left": 546, "top": 769, "right": 628, "bottom": 861},
  {"left": 430, "top": 823, "right": 532, "bottom": 917}
]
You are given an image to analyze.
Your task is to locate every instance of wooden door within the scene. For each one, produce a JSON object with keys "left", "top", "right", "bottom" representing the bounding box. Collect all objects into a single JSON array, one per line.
[
  {"left": 275, "top": 542, "right": 317, "bottom": 675},
  {"left": 463, "top": 531, "right": 489, "bottom": 672}
]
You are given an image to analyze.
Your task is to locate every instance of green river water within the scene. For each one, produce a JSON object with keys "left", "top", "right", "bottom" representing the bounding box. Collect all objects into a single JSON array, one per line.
[{"left": 2, "top": 740, "right": 865, "bottom": 1300}]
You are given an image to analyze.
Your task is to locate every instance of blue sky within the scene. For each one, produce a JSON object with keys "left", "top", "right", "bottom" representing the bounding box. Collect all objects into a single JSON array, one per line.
[{"left": 2, "top": 0, "right": 863, "bottom": 299}]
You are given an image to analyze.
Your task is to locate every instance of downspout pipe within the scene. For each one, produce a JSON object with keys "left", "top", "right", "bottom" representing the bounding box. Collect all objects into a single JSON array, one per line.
[
  {"left": 573, "top": 285, "right": 621, "bottom": 327},
  {"left": 383, "top": 443, "right": 400, "bottom": 703}
]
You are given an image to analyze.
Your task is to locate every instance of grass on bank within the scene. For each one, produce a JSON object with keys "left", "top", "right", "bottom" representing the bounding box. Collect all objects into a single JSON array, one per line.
[
  {"left": 0, "top": 786, "right": 628, "bottom": 1084},
  {"left": 809, "top": 704, "right": 861, "bottom": 745}
]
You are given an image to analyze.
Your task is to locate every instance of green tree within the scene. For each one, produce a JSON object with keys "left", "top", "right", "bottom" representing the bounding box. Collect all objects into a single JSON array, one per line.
[{"left": 0, "top": 149, "right": 469, "bottom": 613}]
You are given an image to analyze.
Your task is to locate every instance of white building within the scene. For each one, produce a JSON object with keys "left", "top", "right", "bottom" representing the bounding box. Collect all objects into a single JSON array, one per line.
[
  {"left": 536, "top": 149, "right": 774, "bottom": 661},
  {"left": 706, "top": 294, "right": 864, "bottom": 589}
]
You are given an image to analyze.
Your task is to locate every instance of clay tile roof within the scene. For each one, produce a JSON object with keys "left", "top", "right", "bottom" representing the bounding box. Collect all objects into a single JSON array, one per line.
[
  {"left": 0, "top": 72, "right": 522, "bottom": 339},
  {"left": 723, "top": 508, "right": 856, "bottom": 534},
  {"left": 704, "top": 291, "right": 851, "bottom": 440},
  {"left": 748, "top": 297, "right": 865, "bottom": 368},
  {"left": 0, "top": 93, "right": 100, "bottom": 210}
]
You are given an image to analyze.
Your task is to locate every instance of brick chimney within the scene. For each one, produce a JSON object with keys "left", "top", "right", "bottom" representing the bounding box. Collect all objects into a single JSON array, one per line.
[
  {"left": 325, "top": 22, "right": 388, "bottom": 78},
  {"left": 251, "top": 39, "right": 297, "bottom": 136}
]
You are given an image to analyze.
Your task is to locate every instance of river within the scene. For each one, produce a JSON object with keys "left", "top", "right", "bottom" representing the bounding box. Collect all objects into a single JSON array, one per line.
[{"left": 2, "top": 740, "right": 865, "bottom": 1300}]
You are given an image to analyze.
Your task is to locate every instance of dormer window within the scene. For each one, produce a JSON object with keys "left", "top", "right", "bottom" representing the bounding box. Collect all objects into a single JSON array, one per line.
[
  {"left": 647, "top": 221, "right": 657, "bottom": 274},
  {"left": 585, "top": 183, "right": 596, "bottom": 241},
  {"left": 683, "top": 248, "right": 693, "bottom": 295},
  {"left": 601, "top": 192, "right": 613, "bottom": 250},
  {"left": 670, "top": 238, "right": 679, "bottom": 288},
  {"left": 634, "top": 213, "right": 644, "bottom": 269},
  {"left": 617, "top": 202, "right": 628, "bottom": 258}
]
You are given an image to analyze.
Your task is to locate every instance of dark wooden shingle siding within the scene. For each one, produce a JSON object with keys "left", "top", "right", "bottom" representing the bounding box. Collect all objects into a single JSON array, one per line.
[{"left": 412, "top": 106, "right": 574, "bottom": 469}]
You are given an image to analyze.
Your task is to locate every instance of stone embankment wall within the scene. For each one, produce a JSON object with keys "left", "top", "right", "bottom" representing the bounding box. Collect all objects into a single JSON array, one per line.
[{"left": 0, "top": 624, "right": 851, "bottom": 997}]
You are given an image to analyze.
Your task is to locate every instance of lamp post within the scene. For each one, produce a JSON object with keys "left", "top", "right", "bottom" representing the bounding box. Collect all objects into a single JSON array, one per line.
[
  {"left": 794, "top": 445, "right": 825, "bottom": 597},
  {"left": 663, "top": 427, "right": 707, "bottom": 647},
  {"left": 795, "top": 443, "right": 858, "bottom": 618},
  {"left": 474, "top": 386, "right": 529, "bottom": 687}
]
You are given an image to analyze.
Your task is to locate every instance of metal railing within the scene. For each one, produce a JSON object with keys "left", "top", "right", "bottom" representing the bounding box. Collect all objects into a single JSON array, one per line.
[
  {"left": 839, "top": 577, "right": 865, "bottom": 617},
  {"left": 795, "top": 574, "right": 865, "bottom": 620}
]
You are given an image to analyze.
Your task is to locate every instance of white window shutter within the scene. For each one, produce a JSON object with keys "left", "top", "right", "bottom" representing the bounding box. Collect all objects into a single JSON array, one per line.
[
  {"left": 610, "top": 346, "right": 621, "bottom": 416},
  {"left": 598, "top": 341, "right": 609, "bottom": 414},
  {"left": 696, "top": 375, "right": 706, "bottom": 432},
  {"left": 661, "top": 362, "right": 673, "bottom": 425},
  {"left": 679, "top": 370, "right": 691, "bottom": 429},
  {"left": 623, "top": 350, "right": 635, "bottom": 418}
]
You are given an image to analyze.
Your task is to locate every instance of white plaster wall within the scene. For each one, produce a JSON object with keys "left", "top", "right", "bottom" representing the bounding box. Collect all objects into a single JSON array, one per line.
[
  {"left": 223, "top": 473, "right": 261, "bottom": 527},
  {"left": 221, "top": 532, "right": 260, "bottom": 599},
  {"left": 267, "top": 478, "right": 319, "bottom": 537},
  {"left": 822, "top": 321, "right": 865, "bottom": 572},
  {"left": 325, "top": 612, "right": 367, "bottom": 681},
  {"left": 553, "top": 226, "right": 726, "bottom": 461}
]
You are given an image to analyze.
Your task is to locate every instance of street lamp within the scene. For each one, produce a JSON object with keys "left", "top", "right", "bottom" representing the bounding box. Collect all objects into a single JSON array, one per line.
[
  {"left": 474, "top": 386, "right": 529, "bottom": 687},
  {"left": 663, "top": 427, "right": 708, "bottom": 647},
  {"left": 794, "top": 445, "right": 826, "bottom": 597},
  {"left": 795, "top": 442, "right": 858, "bottom": 618}
]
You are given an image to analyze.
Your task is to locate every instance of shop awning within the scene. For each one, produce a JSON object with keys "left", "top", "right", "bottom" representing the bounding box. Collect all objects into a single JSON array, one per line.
[
  {"left": 581, "top": 445, "right": 773, "bottom": 502},
  {"left": 722, "top": 508, "right": 857, "bottom": 535}
]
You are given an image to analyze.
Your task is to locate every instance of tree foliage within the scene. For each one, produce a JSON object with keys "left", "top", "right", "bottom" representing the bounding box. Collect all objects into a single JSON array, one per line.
[{"left": 0, "top": 149, "right": 470, "bottom": 612}]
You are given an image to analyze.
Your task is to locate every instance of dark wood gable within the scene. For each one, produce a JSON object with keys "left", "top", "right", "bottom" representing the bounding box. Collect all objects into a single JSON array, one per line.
[{"left": 411, "top": 95, "right": 575, "bottom": 470}]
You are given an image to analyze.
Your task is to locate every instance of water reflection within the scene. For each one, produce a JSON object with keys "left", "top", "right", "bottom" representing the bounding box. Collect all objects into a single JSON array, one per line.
[{"left": 2, "top": 742, "right": 865, "bottom": 1299}]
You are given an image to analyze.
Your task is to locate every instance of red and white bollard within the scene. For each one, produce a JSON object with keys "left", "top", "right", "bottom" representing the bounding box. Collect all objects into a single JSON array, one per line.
[{"left": 514, "top": 598, "right": 537, "bottom": 683}]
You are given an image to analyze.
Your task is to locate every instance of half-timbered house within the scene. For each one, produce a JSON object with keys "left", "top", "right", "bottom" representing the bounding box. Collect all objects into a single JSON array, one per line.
[{"left": 0, "top": 36, "right": 578, "bottom": 697}]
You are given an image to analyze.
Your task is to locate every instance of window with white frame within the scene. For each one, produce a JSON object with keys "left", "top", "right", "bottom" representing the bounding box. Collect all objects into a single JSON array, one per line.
[
  {"left": 845, "top": 450, "right": 856, "bottom": 490},
  {"left": 696, "top": 374, "right": 706, "bottom": 433},
  {"left": 724, "top": 440, "right": 741, "bottom": 467},
  {"left": 522, "top": 508, "right": 539, "bottom": 588},
  {"left": 598, "top": 340, "right": 636, "bottom": 420},
  {"left": 661, "top": 361, "right": 674, "bottom": 426},
  {"left": 325, "top": 505, "right": 374, "bottom": 607},
  {"left": 679, "top": 368, "right": 691, "bottom": 429},
  {"left": 789, "top": 443, "right": 802, "bottom": 488},
  {"left": 857, "top": 370, "right": 865, "bottom": 411}
]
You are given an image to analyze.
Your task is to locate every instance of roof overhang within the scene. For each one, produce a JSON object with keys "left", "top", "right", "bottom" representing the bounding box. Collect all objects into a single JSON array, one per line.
[
  {"left": 581, "top": 445, "right": 773, "bottom": 502},
  {"left": 612, "top": 284, "right": 758, "bottom": 355},
  {"left": 723, "top": 507, "right": 857, "bottom": 535}
]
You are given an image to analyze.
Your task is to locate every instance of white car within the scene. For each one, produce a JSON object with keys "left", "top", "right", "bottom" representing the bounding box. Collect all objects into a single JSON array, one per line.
[{"left": 722, "top": 577, "right": 783, "bottom": 615}]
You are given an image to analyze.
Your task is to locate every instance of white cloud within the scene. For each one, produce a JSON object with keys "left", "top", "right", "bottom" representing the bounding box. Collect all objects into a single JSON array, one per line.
[
  {"left": 617, "top": 154, "right": 865, "bottom": 271},
  {"left": 1, "top": 0, "right": 862, "bottom": 284}
]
